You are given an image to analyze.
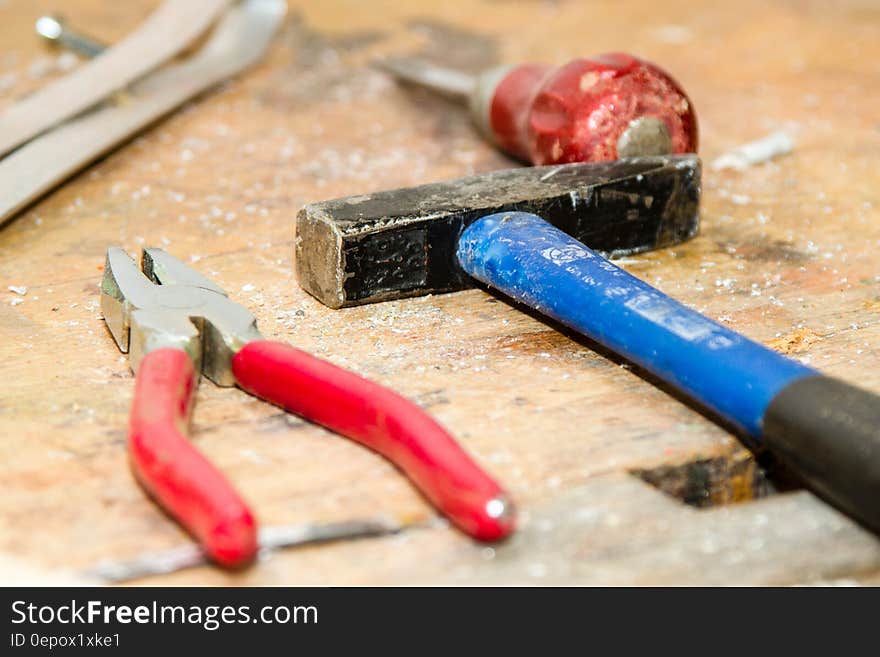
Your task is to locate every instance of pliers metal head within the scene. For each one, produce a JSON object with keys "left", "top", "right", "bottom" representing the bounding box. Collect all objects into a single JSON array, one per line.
[
  {"left": 101, "top": 247, "right": 261, "bottom": 386},
  {"left": 100, "top": 248, "right": 515, "bottom": 568}
]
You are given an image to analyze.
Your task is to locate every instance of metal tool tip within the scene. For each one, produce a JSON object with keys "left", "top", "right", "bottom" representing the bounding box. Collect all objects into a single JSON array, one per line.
[
  {"left": 372, "top": 57, "right": 420, "bottom": 81},
  {"left": 35, "top": 15, "right": 64, "bottom": 41},
  {"left": 373, "top": 57, "right": 475, "bottom": 99}
]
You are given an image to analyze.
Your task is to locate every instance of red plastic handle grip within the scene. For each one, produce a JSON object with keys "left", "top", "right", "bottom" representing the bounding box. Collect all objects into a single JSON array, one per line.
[
  {"left": 128, "top": 348, "right": 257, "bottom": 567},
  {"left": 490, "top": 53, "right": 698, "bottom": 165},
  {"left": 232, "top": 340, "right": 515, "bottom": 541}
]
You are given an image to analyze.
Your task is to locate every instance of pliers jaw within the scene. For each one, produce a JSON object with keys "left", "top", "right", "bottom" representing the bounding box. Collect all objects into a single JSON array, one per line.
[{"left": 100, "top": 247, "right": 262, "bottom": 386}]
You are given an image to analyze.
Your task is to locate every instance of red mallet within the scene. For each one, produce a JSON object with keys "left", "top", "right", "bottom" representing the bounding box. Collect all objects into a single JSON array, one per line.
[{"left": 379, "top": 53, "right": 698, "bottom": 165}]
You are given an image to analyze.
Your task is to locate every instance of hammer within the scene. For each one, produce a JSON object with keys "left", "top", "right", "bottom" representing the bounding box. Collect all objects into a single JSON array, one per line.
[{"left": 296, "top": 155, "right": 880, "bottom": 534}]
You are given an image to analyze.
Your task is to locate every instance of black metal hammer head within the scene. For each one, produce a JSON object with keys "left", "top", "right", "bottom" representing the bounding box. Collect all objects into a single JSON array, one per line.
[{"left": 296, "top": 154, "right": 701, "bottom": 308}]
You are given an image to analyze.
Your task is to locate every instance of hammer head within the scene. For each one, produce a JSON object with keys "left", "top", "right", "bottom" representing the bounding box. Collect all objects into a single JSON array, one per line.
[{"left": 296, "top": 154, "right": 700, "bottom": 308}]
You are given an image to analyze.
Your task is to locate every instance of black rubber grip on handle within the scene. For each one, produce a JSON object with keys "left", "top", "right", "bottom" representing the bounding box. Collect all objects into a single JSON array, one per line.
[{"left": 763, "top": 375, "right": 880, "bottom": 533}]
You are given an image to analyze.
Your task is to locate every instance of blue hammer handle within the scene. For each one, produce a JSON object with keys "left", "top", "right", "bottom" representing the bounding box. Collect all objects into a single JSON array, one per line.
[{"left": 457, "top": 212, "right": 880, "bottom": 531}]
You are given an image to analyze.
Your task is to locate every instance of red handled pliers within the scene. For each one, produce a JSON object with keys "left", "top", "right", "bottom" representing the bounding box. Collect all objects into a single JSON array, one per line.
[{"left": 100, "top": 247, "right": 515, "bottom": 567}]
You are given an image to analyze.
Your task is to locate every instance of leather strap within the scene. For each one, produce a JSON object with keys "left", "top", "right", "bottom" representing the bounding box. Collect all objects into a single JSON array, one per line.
[
  {"left": 0, "top": 0, "right": 233, "bottom": 157},
  {"left": 0, "top": 0, "right": 284, "bottom": 226}
]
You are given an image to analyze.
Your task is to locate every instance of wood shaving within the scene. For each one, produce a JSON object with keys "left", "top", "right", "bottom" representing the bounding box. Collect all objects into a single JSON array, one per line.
[{"left": 767, "top": 328, "right": 822, "bottom": 354}]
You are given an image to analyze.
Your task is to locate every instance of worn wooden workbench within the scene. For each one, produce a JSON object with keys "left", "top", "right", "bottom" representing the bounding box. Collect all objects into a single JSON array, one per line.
[{"left": 1, "top": 0, "right": 879, "bottom": 585}]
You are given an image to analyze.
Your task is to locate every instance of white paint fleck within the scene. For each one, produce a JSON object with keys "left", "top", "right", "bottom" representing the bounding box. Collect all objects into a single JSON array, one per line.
[{"left": 712, "top": 131, "right": 795, "bottom": 171}]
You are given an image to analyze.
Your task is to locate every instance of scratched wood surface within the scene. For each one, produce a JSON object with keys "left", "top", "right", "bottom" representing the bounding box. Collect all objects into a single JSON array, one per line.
[{"left": 1, "top": 0, "right": 879, "bottom": 585}]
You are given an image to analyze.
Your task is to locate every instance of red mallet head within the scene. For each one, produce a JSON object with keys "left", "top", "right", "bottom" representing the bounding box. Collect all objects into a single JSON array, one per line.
[{"left": 473, "top": 53, "right": 698, "bottom": 165}]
